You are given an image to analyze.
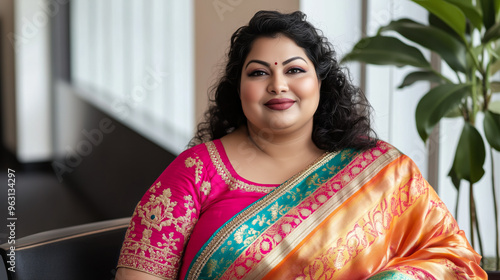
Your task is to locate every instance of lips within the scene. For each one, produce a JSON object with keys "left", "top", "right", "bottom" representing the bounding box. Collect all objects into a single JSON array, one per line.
[{"left": 264, "top": 98, "right": 296, "bottom": 110}]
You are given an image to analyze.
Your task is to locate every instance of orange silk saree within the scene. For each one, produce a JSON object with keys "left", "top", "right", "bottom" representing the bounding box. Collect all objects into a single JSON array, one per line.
[{"left": 186, "top": 141, "right": 486, "bottom": 279}]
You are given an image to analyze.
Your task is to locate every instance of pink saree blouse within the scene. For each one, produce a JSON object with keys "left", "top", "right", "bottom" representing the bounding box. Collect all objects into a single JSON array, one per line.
[{"left": 117, "top": 140, "right": 278, "bottom": 279}]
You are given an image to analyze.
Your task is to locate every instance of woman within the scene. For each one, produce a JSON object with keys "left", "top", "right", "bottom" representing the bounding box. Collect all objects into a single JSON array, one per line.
[{"left": 116, "top": 11, "right": 486, "bottom": 279}]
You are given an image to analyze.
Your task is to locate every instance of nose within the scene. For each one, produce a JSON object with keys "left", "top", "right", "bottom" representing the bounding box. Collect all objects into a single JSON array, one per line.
[{"left": 267, "top": 73, "right": 289, "bottom": 95}]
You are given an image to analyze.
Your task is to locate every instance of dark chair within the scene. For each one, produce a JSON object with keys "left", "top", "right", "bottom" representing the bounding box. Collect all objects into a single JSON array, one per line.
[{"left": 0, "top": 217, "right": 130, "bottom": 280}]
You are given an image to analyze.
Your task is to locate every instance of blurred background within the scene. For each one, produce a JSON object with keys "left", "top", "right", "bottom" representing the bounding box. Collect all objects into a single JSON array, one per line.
[{"left": 0, "top": 0, "right": 498, "bottom": 272}]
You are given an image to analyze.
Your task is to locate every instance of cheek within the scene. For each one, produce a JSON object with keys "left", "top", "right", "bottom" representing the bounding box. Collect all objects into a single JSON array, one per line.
[
  {"left": 239, "top": 82, "right": 263, "bottom": 105},
  {"left": 294, "top": 77, "right": 321, "bottom": 102}
]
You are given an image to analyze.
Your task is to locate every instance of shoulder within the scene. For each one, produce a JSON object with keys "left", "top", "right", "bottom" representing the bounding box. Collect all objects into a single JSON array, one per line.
[
  {"left": 172, "top": 141, "right": 215, "bottom": 169},
  {"left": 365, "top": 140, "right": 424, "bottom": 178},
  {"left": 353, "top": 139, "right": 415, "bottom": 172}
]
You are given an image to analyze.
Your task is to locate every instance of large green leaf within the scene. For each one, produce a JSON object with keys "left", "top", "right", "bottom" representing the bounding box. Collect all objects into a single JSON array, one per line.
[
  {"left": 484, "top": 110, "right": 500, "bottom": 150},
  {"left": 398, "top": 70, "right": 446, "bottom": 89},
  {"left": 483, "top": 21, "right": 500, "bottom": 43},
  {"left": 411, "top": 0, "right": 467, "bottom": 40},
  {"left": 480, "top": 0, "right": 500, "bottom": 30},
  {"left": 379, "top": 19, "right": 467, "bottom": 72},
  {"left": 416, "top": 83, "right": 471, "bottom": 141},
  {"left": 429, "top": 13, "right": 464, "bottom": 42},
  {"left": 445, "top": 0, "right": 483, "bottom": 29},
  {"left": 449, "top": 122, "right": 486, "bottom": 184},
  {"left": 341, "top": 36, "right": 431, "bottom": 68},
  {"left": 448, "top": 165, "right": 462, "bottom": 190}
]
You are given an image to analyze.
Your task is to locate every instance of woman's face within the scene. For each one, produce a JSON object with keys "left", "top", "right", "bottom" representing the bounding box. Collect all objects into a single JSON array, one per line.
[{"left": 240, "top": 35, "right": 321, "bottom": 135}]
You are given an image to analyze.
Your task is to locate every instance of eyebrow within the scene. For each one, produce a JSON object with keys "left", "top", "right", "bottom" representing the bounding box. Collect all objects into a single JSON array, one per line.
[
  {"left": 244, "top": 56, "right": 308, "bottom": 69},
  {"left": 283, "top": 56, "right": 307, "bottom": 65}
]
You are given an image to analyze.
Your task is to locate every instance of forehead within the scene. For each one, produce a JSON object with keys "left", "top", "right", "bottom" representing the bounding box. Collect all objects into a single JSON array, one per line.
[{"left": 245, "top": 35, "right": 310, "bottom": 62}]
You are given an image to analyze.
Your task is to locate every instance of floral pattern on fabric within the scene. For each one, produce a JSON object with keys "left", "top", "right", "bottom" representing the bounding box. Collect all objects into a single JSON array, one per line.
[
  {"left": 117, "top": 185, "right": 198, "bottom": 278},
  {"left": 185, "top": 156, "right": 203, "bottom": 184},
  {"left": 294, "top": 172, "right": 428, "bottom": 279}
]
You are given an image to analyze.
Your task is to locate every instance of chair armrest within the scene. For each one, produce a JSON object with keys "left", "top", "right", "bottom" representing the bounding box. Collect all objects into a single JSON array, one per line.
[{"left": 0, "top": 217, "right": 130, "bottom": 280}]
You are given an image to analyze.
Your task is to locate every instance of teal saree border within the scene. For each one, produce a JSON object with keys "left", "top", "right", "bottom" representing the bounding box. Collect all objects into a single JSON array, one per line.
[
  {"left": 368, "top": 270, "right": 415, "bottom": 280},
  {"left": 185, "top": 148, "right": 358, "bottom": 279}
]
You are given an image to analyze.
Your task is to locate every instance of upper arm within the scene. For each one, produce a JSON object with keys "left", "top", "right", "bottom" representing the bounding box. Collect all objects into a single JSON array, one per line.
[{"left": 115, "top": 267, "right": 165, "bottom": 280}]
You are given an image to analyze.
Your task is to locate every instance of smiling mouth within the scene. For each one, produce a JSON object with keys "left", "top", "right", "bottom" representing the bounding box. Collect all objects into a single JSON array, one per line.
[{"left": 264, "top": 98, "right": 296, "bottom": 110}]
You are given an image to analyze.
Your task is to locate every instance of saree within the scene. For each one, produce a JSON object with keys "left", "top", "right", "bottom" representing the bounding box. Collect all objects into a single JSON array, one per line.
[
  {"left": 185, "top": 141, "right": 486, "bottom": 279},
  {"left": 117, "top": 140, "right": 486, "bottom": 279}
]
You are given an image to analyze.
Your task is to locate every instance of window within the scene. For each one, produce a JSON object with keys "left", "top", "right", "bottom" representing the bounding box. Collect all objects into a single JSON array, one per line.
[{"left": 70, "top": 0, "right": 194, "bottom": 154}]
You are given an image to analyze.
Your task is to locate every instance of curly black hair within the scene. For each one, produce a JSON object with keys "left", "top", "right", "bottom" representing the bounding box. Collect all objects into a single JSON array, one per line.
[{"left": 189, "top": 10, "right": 377, "bottom": 152}]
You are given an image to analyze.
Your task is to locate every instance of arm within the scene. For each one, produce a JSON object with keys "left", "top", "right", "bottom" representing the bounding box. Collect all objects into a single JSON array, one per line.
[
  {"left": 115, "top": 267, "right": 165, "bottom": 280},
  {"left": 116, "top": 149, "right": 205, "bottom": 279}
]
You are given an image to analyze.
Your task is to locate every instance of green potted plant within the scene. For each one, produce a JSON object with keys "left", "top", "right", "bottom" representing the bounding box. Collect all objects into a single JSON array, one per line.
[{"left": 341, "top": 0, "right": 500, "bottom": 271}]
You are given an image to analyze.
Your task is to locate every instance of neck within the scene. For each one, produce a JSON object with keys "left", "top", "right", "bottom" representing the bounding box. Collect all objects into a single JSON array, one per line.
[{"left": 245, "top": 123, "right": 324, "bottom": 161}]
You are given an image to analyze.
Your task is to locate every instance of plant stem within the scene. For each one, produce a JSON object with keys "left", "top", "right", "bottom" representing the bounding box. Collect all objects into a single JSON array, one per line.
[
  {"left": 471, "top": 182, "right": 484, "bottom": 264},
  {"left": 491, "top": 147, "right": 499, "bottom": 270},
  {"left": 465, "top": 44, "right": 484, "bottom": 76},
  {"left": 455, "top": 188, "right": 460, "bottom": 221},
  {"left": 484, "top": 60, "right": 491, "bottom": 111},
  {"left": 470, "top": 182, "right": 475, "bottom": 249},
  {"left": 473, "top": 192, "right": 484, "bottom": 259},
  {"left": 471, "top": 73, "right": 478, "bottom": 124}
]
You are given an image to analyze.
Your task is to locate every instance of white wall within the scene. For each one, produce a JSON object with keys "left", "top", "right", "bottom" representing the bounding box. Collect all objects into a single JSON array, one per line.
[{"left": 13, "top": 0, "right": 53, "bottom": 162}]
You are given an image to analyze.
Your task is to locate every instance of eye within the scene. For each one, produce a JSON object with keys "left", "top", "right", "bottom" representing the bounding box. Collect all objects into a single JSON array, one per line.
[
  {"left": 287, "top": 68, "right": 305, "bottom": 74},
  {"left": 248, "top": 70, "right": 268, "bottom": 76}
]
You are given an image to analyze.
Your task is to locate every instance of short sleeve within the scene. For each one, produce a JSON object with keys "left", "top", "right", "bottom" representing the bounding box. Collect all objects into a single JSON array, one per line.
[{"left": 117, "top": 148, "right": 205, "bottom": 279}]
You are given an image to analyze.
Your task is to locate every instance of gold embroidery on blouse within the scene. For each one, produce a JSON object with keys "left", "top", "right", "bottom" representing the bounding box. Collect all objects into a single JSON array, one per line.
[
  {"left": 185, "top": 155, "right": 203, "bottom": 184},
  {"left": 200, "top": 181, "right": 212, "bottom": 196},
  {"left": 117, "top": 185, "right": 198, "bottom": 279},
  {"left": 139, "top": 189, "right": 177, "bottom": 231},
  {"left": 149, "top": 181, "right": 161, "bottom": 193},
  {"left": 205, "top": 141, "right": 275, "bottom": 194}
]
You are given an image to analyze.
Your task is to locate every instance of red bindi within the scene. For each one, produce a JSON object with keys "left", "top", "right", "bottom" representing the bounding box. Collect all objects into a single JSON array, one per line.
[{"left": 275, "top": 62, "right": 278, "bottom": 65}]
